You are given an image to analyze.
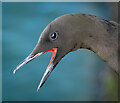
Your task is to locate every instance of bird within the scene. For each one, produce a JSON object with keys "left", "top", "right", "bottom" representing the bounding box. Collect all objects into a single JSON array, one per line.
[{"left": 13, "top": 13, "right": 119, "bottom": 91}]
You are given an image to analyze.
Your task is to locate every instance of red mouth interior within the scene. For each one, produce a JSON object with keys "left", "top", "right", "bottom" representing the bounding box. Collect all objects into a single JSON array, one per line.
[{"left": 43, "top": 48, "right": 57, "bottom": 68}]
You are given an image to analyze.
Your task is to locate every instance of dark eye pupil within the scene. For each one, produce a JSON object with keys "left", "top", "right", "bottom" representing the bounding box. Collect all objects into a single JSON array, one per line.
[
  {"left": 50, "top": 32, "right": 58, "bottom": 40},
  {"left": 51, "top": 33, "right": 56, "bottom": 39}
]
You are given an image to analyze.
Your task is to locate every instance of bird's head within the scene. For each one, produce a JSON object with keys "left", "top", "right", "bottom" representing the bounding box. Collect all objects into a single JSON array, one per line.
[{"left": 14, "top": 14, "right": 86, "bottom": 91}]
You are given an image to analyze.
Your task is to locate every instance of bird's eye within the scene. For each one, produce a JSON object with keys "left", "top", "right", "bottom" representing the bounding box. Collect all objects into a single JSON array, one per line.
[{"left": 50, "top": 32, "right": 58, "bottom": 40}]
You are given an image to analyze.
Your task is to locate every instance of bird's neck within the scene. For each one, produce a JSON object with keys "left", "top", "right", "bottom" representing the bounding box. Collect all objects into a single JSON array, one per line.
[{"left": 79, "top": 20, "right": 119, "bottom": 74}]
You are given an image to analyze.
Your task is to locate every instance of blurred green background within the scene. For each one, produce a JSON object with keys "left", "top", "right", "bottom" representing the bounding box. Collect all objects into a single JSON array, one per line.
[{"left": 2, "top": 2, "right": 118, "bottom": 101}]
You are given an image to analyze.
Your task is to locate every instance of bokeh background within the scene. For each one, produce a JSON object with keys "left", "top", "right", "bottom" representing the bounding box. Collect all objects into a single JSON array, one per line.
[{"left": 2, "top": 2, "right": 118, "bottom": 101}]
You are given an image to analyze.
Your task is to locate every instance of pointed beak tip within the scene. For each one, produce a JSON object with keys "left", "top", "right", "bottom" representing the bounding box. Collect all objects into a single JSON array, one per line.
[
  {"left": 36, "top": 81, "right": 43, "bottom": 92},
  {"left": 37, "top": 86, "right": 41, "bottom": 92},
  {"left": 36, "top": 89, "right": 39, "bottom": 92},
  {"left": 13, "top": 70, "right": 16, "bottom": 74},
  {"left": 36, "top": 88, "right": 39, "bottom": 92}
]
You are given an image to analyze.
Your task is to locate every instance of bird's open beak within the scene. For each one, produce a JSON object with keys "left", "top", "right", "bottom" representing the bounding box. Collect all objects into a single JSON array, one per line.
[{"left": 13, "top": 48, "right": 57, "bottom": 91}]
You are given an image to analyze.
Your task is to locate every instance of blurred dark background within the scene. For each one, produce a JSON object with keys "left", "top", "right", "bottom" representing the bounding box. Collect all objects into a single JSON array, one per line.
[{"left": 2, "top": 2, "right": 118, "bottom": 101}]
